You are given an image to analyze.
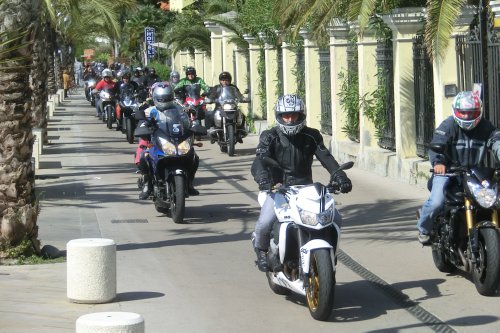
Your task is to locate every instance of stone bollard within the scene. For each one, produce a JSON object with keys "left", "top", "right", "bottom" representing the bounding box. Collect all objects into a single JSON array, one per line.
[
  {"left": 51, "top": 93, "right": 60, "bottom": 106},
  {"left": 67, "top": 238, "right": 116, "bottom": 303},
  {"left": 32, "top": 128, "right": 43, "bottom": 155},
  {"left": 58, "top": 88, "right": 65, "bottom": 102},
  {"left": 47, "top": 99, "right": 55, "bottom": 118},
  {"left": 76, "top": 312, "right": 144, "bottom": 333}
]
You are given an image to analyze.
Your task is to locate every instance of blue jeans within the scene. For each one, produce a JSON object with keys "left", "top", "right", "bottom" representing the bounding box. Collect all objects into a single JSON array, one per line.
[{"left": 416, "top": 175, "right": 450, "bottom": 235}]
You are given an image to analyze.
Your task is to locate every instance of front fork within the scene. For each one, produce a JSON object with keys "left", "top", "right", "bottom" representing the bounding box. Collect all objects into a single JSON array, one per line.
[{"left": 464, "top": 198, "right": 499, "bottom": 263}]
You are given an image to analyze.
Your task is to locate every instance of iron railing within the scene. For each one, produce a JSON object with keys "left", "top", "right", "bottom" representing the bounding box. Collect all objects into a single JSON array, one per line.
[{"left": 376, "top": 39, "right": 395, "bottom": 151}]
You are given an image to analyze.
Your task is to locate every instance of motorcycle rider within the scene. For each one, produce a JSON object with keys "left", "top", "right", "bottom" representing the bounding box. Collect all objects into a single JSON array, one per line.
[
  {"left": 251, "top": 94, "right": 353, "bottom": 271},
  {"left": 416, "top": 89, "right": 500, "bottom": 244},
  {"left": 206, "top": 71, "right": 248, "bottom": 140},
  {"left": 169, "top": 70, "right": 180, "bottom": 88},
  {"left": 145, "top": 68, "right": 161, "bottom": 89},
  {"left": 137, "top": 84, "right": 201, "bottom": 199},
  {"left": 132, "top": 67, "right": 147, "bottom": 101},
  {"left": 93, "top": 68, "right": 117, "bottom": 117},
  {"left": 116, "top": 70, "right": 139, "bottom": 129},
  {"left": 174, "top": 66, "right": 210, "bottom": 100}
]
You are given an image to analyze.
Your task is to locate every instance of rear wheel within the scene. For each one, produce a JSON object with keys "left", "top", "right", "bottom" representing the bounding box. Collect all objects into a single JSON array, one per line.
[
  {"left": 170, "top": 174, "right": 185, "bottom": 224},
  {"left": 306, "top": 249, "right": 335, "bottom": 321},
  {"left": 266, "top": 271, "right": 290, "bottom": 295},
  {"left": 227, "top": 125, "right": 235, "bottom": 156},
  {"left": 126, "top": 118, "right": 135, "bottom": 144},
  {"left": 472, "top": 228, "right": 500, "bottom": 296},
  {"left": 432, "top": 247, "right": 456, "bottom": 273}
]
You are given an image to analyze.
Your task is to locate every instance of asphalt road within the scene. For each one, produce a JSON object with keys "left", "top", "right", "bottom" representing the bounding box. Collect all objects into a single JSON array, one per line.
[{"left": 0, "top": 91, "right": 498, "bottom": 333}]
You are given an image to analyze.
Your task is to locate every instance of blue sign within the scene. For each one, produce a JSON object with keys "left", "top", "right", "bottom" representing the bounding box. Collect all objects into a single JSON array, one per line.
[{"left": 145, "top": 27, "right": 155, "bottom": 58}]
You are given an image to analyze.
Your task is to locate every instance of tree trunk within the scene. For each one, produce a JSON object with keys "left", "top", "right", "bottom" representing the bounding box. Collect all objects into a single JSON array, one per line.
[{"left": 0, "top": 0, "right": 40, "bottom": 253}]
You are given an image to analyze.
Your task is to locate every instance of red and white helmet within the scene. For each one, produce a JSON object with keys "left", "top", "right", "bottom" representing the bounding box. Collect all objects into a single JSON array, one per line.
[{"left": 452, "top": 91, "right": 482, "bottom": 131}]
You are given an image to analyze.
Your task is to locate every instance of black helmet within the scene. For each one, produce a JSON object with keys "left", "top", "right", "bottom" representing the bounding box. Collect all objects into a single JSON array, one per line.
[
  {"left": 152, "top": 84, "right": 175, "bottom": 111},
  {"left": 185, "top": 66, "right": 196, "bottom": 77},
  {"left": 219, "top": 71, "right": 232, "bottom": 83}
]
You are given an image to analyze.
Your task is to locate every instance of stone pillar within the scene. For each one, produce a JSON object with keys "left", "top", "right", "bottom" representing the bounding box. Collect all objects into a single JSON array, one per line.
[
  {"left": 354, "top": 24, "right": 379, "bottom": 149},
  {"left": 382, "top": 8, "right": 425, "bottom": 159},
  {"left": 259, "top": 32, "right": 278, "bottom": 124},
  {"left": 243, "top": 34, "right": 263, "bottom": 120},
  {"left": 204, "top": 21, "right": 223, "bottom": 85},
  {"left": 433, "top": 6, "right": 477, "bottom": 125},
  {"left": 194, "top": 49, "right": 205, "bottom": 80},
  {"left": 299, "top": 29, "right": 322, "bottom": 130},
  {"left": 235, "top": 47, "right": 250, "bottom": 115},
  {"left": 327, "top": 19, "right": 351, "bottom": 142},
  {"left": 222, "top": 27, "right": 237, "bottom": 74},
  {"left": 282, "top": 41, "right": 298, "bottom": 95},
  {"left": 179, "top": 49, "right": 189, "bottom": 70}
]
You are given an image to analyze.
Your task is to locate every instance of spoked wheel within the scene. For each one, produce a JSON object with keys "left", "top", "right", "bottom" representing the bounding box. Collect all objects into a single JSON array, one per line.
[
  {"left": 106, "top": 107, "right": 113, "bottom": 129},
  {"left": 169, "top": 174, "right": 185, "bottom": 224},
  {"left": 126, "top": 118, "right": 135, "bottom": 144},
  {"left": 227, "top": 125, "right": 235, "bottom": 156},
  {"left": 472, "top": 228, "right": 500, "bottom": 296},
  {"left": 306, "top": 249, "right": 335, "bottom": 321}
]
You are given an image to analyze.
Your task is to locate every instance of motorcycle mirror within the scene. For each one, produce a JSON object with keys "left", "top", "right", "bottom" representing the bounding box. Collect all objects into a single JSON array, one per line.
[
  {"left": 243, "top": 88, "right": 250, "bottom": 94},
  {"left": 427, "top": 143, "right": 446, "bottom": 154},
  {"left": 338, "top": 161, "right": 354, "bottom": 171},
  {"left": 194, "top": 142, "right": 203, "bottom": 147}
]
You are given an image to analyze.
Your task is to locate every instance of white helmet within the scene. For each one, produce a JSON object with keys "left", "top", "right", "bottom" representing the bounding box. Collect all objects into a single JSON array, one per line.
[
  {"left": 152, "top": 84, "right": 175, "bottom": 111},
  {"left": 101, "top": 69, "right": 112, "bottom": 78},
  {"left": 452, "top": 91, "right": 482, "bottom": 131},
  {"left": 274, "top": 94, "right": 306, "bottom": 136}
]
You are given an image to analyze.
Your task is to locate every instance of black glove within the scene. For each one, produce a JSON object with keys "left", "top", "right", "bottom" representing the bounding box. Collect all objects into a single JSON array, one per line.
[
  {"left": 333, "top": 173, "right": 352, "bottom": 193},
  {"left": 258, "top": 179, "right": 271, "bottom": 191}
]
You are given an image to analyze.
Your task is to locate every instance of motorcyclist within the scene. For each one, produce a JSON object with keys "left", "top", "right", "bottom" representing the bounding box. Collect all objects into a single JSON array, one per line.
[
  {"left": 115, "top": 70, "right": 139, "bottom": 129},
  {"left": 169, "top": 70, "right": 180, "bottom": 89},
  {"left": 93, "top": 68, "right": 117, "bottom": 117},
  {"left": 251, "top": 94, "right": 353, "bottom": 272},
  {"left": 206, "top": 71, "right": 248, "bottom": 141},
  {"left": 416, "top": 89, "right": 500, "bottom": 244},
  {"left": 137, "top": 83, "right": 201, "bottom": 199},
  {"left": 145, "top": 68, "right": 161, "bottom": 89},
  {"left": 83, "top": 69, "right": 99, "bottom": 101},
  {"left": 174, "top": 66, "right": 210, "bottom": 101},
  {"left": 132, "top": 67, "right": 147, "bottom": 101}
]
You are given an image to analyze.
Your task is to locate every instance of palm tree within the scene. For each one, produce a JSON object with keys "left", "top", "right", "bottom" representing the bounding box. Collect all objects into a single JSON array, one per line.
[{"left": 0, "top": 0, "right": 41, "bottom": 254}]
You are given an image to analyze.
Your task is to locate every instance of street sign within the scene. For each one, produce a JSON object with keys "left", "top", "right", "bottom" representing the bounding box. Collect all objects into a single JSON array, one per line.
[{"left": 145, "top": 27, "right": 155, "bottom": 58}]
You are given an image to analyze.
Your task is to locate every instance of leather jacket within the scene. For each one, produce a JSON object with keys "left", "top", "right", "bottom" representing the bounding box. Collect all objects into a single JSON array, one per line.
[{"left": 251, "top": 126, "right": 343, "bottom": 186}]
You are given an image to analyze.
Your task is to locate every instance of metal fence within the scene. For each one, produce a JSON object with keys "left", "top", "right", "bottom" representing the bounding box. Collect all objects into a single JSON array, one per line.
[
  {"left": 376, "top": 39, "right": 395, "bottom": 151},
  {"left": 413, "top": 35, "right": 435, "bottom": 159},
  {"left": 319, "top": 48, "right": 332, "bottom": 135}
]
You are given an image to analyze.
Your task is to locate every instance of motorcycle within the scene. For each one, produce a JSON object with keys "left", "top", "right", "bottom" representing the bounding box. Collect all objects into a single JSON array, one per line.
[
  {"left": 134, "top": 107, "right": 206, "bottom": 224},
  {"left": 257, "top": 157, "right": 354, "bottom": 320},
  {"left": 86, "top": 79, "right": 97, "bottom": 106},
  {"left": 98, "top": 88, "right": 117, "bottom": 129},
  {"left": 206, "top": 86, "right": 249, "bottom": 156},
  {"left": 422, "top": 143, "right": 500, "bottom": 296},
  {"left": 176, "top": 84, "right": 206, "bottom": 126},
  {"left": 118, "top": 87, "right": 140, "bottom": 144}
]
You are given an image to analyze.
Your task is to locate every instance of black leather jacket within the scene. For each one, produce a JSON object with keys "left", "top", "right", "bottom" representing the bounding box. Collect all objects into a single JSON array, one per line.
[{"left": 251, "top": 126, "right": 344, "bottom": 186}]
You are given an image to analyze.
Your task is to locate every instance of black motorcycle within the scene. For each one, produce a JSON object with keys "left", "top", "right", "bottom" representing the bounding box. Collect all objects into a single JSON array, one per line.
[
  {"left": 425, "top": 143, "right": 500, "bottom": 295},
  {"left": 206, "top": 86, "right": 249, "bottom": 156},
  {"left": 135, "top": 107, "right": 206, "bottom": 224},
  {"left": 118, "top": 86, "right": 139, "bottom": 144}
]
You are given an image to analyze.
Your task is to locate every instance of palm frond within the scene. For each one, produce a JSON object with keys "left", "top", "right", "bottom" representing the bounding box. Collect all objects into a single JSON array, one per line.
[{"left": 424, "top": 0, "right": 467, "bottom": 62}]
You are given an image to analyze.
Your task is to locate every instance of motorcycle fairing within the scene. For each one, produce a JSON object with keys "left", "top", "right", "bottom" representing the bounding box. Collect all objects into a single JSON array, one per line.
[{"left": 300, "top": 239, "right": 335, "bottom": 274}]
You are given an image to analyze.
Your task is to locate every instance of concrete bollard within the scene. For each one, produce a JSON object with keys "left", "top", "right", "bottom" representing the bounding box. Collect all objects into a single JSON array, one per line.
[
  {"left": 51, "top": 93, "right": 60, "bottom": 106},
  {"left": 67, "top": 238, "right": 116, "bottom": 304},
  {"left": 58, "top": 89, "right": 65, "bottom": 102},
  {"left": 47, "top": 99, "right": 55, "bottom": 118},
  {"left": 32, "top": 128, "right": 43, "bottom": 155},
  {"left": 76, "top": 312, "right": 144, "bottom": 333}
]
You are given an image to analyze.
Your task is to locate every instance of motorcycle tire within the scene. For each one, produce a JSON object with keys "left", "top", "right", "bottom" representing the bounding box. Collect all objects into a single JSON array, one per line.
[
  {"left": 126, "top": 118, "right": 135, "bottom": 144},
  {"left": 227, "top": 125, "right": 235, "bottom": 156},
  {"left": 472, "top": 228, "right": 500, "bottom": 296},
  {"left": 91, "top": 98, "right": 95, "bottom": 107},
  {"left": 266, "top": 272, "right": 291, "bottom": 296},
  {"left": 121, "top": 116, "right": 126, "bottom": 134},
  {"left": 306, "top": 249, "right": 335, "bottom": 321},
  {"left": 169, "top": 174, "right": 185, "bottom": 224},
  {"left": 106, "top": 107, "right": 113, "bottom": 129},
  {"left": 431, "top": 246, "right": 455, "bottom": 273}
]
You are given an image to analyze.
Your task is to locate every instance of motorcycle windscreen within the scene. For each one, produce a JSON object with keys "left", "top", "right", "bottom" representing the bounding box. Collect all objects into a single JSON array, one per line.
[
  {"left": 184, "top": 83, "right": 202, "bottom": 99},
  {"left": 157, "top": 108, "right": 192, "bottom": 140},
  {"left": 217, "top": 86, "right": 239, "bottom": 105}
]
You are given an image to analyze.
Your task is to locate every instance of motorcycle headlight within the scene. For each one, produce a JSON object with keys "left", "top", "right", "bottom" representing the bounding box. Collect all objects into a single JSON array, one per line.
[
  {"left": 100, "top": 91, "right": 111, "bottom": 100},
  {"left": 158, "top": 137, "right": 176, "bottom": 155},
  {"left": 467, "top": 180, "right": 497, "bottom": 208},
  {"left": 88, "top": 81, "right": 96, "bottom": 88},
  {"left": 223, "top": 104, "right": 236, "bottom": 111},
  {"left": 177, "top": 139, "right": 191, "bottom": 155},
  {"left": 299, "top": 206, "right": 333, "bottom": 226}
]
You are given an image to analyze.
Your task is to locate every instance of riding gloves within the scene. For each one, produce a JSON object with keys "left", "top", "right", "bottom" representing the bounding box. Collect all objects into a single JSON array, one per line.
[{"left": 333, "top": 172, "right": 352, "bottom": 193}]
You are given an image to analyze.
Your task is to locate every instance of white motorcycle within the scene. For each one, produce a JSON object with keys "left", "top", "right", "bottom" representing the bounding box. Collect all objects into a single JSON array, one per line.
[{"left": 257, "top": 158, "right": 354, "bottom": 321}]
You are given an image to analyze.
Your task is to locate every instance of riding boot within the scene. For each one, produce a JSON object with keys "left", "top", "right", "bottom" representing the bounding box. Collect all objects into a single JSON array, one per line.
[
  {"left": 139, "top": 175, "right": 152, "bottom": 200},
  {"left": 187, "top": 154, "right": 199, "bottom": 196}
]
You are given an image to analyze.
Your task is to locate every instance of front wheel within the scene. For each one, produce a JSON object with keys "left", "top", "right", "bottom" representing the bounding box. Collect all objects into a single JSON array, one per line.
[
  {"left": 227, "top": 125, "right": 235, "bottom": 156},
  {"left": 106, "top": 107, "right": 114, "bottom": 129},
  {"left": 306, "top": 249, "right": 335, "bottom": 321},
  {"left": 126, "top": 118, "right": 135, "bottom": 144},
  {"left": 169, "top": 174, "right": 186, "bottom": 224},
  {"left": 472, "top": 228, "right": 500, "bottom": 296}
]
